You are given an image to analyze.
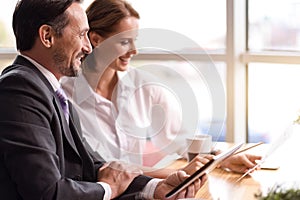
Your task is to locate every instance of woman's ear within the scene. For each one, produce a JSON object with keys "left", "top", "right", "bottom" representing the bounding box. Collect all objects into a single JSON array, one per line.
[
  {"left": 39, "top": 25, "right": 53, "bottom": 48},
  {"left": 89, "top": 31, "right": 104, "bottom": 48}
]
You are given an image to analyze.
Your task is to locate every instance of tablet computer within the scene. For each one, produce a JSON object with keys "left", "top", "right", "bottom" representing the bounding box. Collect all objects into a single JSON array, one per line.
[{"left": 165, "top": 142, "right": 244, "bottom": 198}]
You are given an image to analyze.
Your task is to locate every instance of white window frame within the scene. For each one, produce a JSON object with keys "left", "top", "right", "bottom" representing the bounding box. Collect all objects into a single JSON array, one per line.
[{"left": 0, "top": 48, "right": 17, "bottom": 60}]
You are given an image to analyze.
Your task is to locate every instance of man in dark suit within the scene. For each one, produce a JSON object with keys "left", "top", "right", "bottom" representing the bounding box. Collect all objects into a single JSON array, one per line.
[{"left": 0, "top": 0, "right": 204, "bottom": 199}]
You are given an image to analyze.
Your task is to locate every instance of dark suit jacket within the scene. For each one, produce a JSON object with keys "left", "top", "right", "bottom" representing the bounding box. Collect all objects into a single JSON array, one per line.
[{"left": 0, "top": 56, "right": 151, "bottom": 200}]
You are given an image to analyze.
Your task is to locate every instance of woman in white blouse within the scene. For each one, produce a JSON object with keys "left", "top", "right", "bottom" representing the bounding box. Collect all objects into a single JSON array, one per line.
[
  {"left": 61, "top": 0, "right": 261, "bottom": 178},
  {"left": 62, "top": 0, "right": 186, "bottom": 164}
]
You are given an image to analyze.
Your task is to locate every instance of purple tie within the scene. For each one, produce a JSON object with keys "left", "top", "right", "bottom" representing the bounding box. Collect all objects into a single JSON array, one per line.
[{"left": 55, "top": 87, "right": 69, "bottom": 123}]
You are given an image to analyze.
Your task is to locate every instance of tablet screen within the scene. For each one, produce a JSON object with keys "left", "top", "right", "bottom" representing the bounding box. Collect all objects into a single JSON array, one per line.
[{"left": 165, "top": 142, "right": 244, "bottom": 198}]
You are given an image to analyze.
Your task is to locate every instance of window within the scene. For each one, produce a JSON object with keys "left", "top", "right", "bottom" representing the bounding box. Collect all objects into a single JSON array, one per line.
[
  {"left": 2, "top": 0, "right": 299, "bottom": 143},
  {"left": 128, "top": 0, "right": 226, "bottom": 51},
  {"left": 247, "top": 0, "right": 300, "bottom": 143},
  {"left": 127, "top": 0, "right": 227, "bottom": 141},
  {"left": 131, "top": 60, "right": 227, "bottom": 141},
  {"left": 249, "top": 0, "right": 300, "bottom": 51},
  {"left": 0, "top": 1, "right": 17, "bottom": 48},
  {"left": 248, "top": 63, "right": 300, "bottom": 142},
  {"left": 0, "top": 0, "right": 18, "bottom": 72}
]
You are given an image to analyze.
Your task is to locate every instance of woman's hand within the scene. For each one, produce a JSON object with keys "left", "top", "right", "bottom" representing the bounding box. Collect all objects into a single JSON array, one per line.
[{"left": 220, "top": 154, "right": 262, "bottom": 173}]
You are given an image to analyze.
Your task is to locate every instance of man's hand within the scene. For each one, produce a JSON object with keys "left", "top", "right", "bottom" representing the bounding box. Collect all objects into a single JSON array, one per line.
[
  {"left": 97, "top": 161, "right": 142, "bottom": 199},
  {"left": 154, "top": 170, "right": 207, "bottom": 199},
  {"left": 181, "top": 154, "right": 213, "bottom": 175},
  {"left": 220, "top": 154, "right": 262, "bottom": 173}
]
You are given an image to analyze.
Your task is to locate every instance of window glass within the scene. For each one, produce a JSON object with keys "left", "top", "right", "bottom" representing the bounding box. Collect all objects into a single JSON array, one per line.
[
  {"left": 131, "top": 60, "right": 227, "bottom": 141},
  {"left": 83, "top": 0, "right": 226, "bottom": 51},
  {"left": 0, "top": 0, "right": 18, "bottom": 48},
  {"left": 249, "top": 0, "right": 300, "bottom": 51},
  {"left": 248, "top": 63, "right": 300, "bottom": 143},
  {"left": 1, "top": 1, "right": 226, "bottom": 50},
  {"left": 85, "top": 0, "right": 226, "bottom": 51},
  {"left": 128, "top": 0, "right": 226, "bottom": 51}
]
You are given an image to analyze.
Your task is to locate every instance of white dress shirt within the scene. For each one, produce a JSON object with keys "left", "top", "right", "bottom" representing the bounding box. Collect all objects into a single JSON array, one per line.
[{"left": 61, "top": 67, "right": 187, "bottom": 165}]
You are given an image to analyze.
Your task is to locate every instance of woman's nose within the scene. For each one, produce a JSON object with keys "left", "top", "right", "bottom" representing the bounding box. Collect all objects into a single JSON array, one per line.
[{"left": 129, "top": 42, "right": 138, "bottom": 55}]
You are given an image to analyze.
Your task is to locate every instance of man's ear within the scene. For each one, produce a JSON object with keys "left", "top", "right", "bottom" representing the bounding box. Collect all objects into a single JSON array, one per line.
[
  {"left": 39, "top": 25, "right": 53, "bottom": 48},
  {"left": 89, "top": 31, "right": 104, "bottom": 48}
]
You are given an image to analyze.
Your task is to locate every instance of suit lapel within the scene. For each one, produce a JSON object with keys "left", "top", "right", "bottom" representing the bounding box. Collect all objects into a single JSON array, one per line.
[
  {"left": 68, "top": 103, "right": 96, "bottom": 181},
  {"left": 11, "top": 56, "right": 81, "bottom": 157}
]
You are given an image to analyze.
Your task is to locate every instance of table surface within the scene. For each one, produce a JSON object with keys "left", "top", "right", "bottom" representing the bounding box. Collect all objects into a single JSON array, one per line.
[{"left": 166, "top": 136, "right": 300, "bottom": 200}]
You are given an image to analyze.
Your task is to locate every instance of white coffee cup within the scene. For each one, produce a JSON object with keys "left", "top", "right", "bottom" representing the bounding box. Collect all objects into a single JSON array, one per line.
[{"left": 186, "top": 134, "right": 212, "bottom": 161}]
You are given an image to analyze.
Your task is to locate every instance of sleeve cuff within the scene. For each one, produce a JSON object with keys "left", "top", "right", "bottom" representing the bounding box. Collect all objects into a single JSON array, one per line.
[
  {"left": 97, "top": 182, "right": 112, "bottom": 200},
  {"left": 141, "top": 178, "right": 163, "bottom": 199}
]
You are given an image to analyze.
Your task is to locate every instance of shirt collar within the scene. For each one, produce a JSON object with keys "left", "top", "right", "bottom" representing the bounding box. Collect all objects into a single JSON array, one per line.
[
  {"left": 21, "top": 54, "right": 60, "bottom": 91},
  {"left": 74, "top": 67, "right": 137, "bottom": 104},
  {"left": 74, "top": 73, "right": 95, "bottom": 104},
  {"left": 117, "top": 67, "right": 136, "bottom": 89}
]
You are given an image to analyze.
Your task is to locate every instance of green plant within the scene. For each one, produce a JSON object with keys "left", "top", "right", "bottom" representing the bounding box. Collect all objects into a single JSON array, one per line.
[{"left": 255, "top": 185, "right": 300, "bottom": 200}]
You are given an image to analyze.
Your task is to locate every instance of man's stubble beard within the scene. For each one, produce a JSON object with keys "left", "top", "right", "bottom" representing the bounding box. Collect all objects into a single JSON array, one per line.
[{"left": 53, "top": 48, "right": 82, "bottom": 77}]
